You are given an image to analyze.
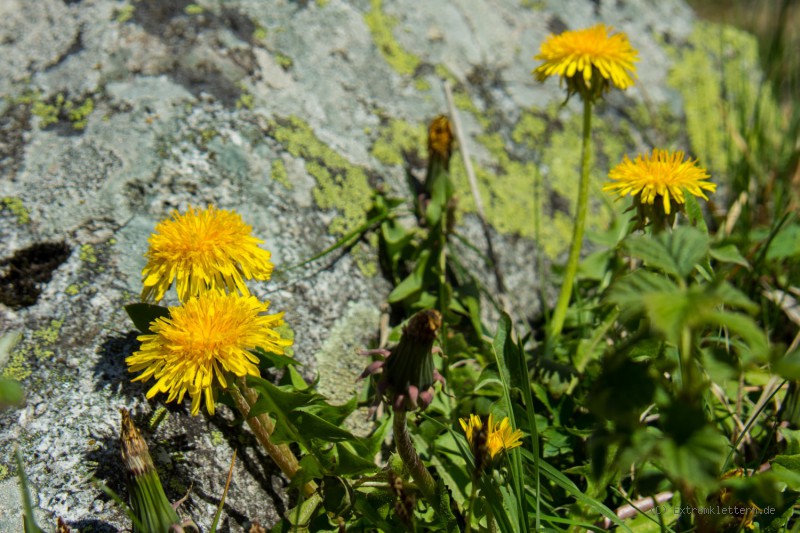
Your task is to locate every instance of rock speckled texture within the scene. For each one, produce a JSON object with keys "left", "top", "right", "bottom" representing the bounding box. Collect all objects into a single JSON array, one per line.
[{"left": 0, "top": 0, "right": 721, "bottom": 530}]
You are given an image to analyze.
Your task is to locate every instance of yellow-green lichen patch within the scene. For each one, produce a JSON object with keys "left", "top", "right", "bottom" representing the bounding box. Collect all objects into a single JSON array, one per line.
[
  {"left": 449, "top": 107, "right": 618, "bottom": 259},
  {"left": 210, "top": 430, "right": 225, "bottom": 446},
  {"left": 271, "top": 159, "right": 292, "bottom": 189},
  {"left": 115, "top": 3, "right": 135, "bottom": 23},
  {"left": 414, "top": 77, "right": 432, "bottom": 92},
  {"left": 79, "top": 244, "right": 98, "bottom": 264},
  {"left": 267, "top": 116, "right": 373, "bottom": 237},
  {"left": 666, "top": 21, "right": 784, "bottom": 179},
  {"left": 29, "top": 92, "right": 94, "bottom": 130},
  {"left": 0, "top": 464, "right": 8, "bottom": 481},
  {"left": 371, "top": 118, "right": 426, "bottom": 166},
  {"left": 352, "top": 238, "right": 378, "bottom": 278},
  {"left": 2, "top": 320, "right": 64, "bottom": 379},
  {"left": 364, "top": 0, "right": 420, "bottom": 77},
  {"left": 33, "top": 319, "right": 64, "bottom": 346},
  {"left": 1, "top": 197, "right": 30, "bottom": 225},
  {"left": 184, "top": 3, "right": 204, "bottom": 15},
  {"left": 1, "top": 350, "right": 30, "bottom": 380}
]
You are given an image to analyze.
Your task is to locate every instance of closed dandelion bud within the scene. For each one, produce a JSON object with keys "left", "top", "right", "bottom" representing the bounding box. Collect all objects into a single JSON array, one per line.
[
  {"left": 120, "top": 408, "right": 193, "bottom": 533},
  {"left": 427, "top": 115, "right": 453, "bottom": 173},
  {"left": 423, "top": 116, "right": 455, "bottom": 228},
  {"left": 382, "top": 309, "right": 444, "bottom": 412}
]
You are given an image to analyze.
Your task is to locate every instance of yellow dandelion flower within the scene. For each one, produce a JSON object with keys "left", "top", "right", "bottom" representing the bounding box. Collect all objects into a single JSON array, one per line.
[
  {"left": 603, "top": 149, "right": 716, "bottom": 215},
  {"left": 141, "top": 205, "right": 273, "bottom": 303},
  {"left": 534, "top": 23, "right": 638, "bottom": 98},
  {"left": 126, "top": 291, "right": 291, "bottom": 416},
  {"left": 460, "top": 413, "right": 523, "bottom": 459}
]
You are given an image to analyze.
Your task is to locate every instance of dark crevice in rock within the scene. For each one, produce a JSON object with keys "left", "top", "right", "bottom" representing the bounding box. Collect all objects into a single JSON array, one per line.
[
  {"left": 132, "top": 0, "right": 195, "bottom": 36},
  {"left": 130, "top": 2, "right": 260, "bottom": 107},
  {"left": 0, "top": 242, "right": 71, "bottom": 309}
]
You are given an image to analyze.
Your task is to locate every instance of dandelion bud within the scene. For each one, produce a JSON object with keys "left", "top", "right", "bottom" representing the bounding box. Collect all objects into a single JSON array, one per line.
[
  {"left": 383, "top": 309, "right": 443, "bottom": 411},
  {"left": 120, "top": 408, "right": 193, "bottom": 533}
]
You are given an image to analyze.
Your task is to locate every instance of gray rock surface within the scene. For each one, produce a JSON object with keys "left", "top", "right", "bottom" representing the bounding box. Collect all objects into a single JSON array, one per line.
[{"left": 0, "top": 0, "right": 716, "bottom": 530}]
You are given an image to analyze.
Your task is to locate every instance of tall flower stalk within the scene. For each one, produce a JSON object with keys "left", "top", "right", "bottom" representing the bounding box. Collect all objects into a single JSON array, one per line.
[
  {"left": 533, "top": 24, "right": 638, "bottom": 342},
  {"left": 360, "top": 310, "right": 445, "bottom": 504}
]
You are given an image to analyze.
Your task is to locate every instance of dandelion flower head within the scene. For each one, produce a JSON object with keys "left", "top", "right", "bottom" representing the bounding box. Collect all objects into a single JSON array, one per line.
[
  {"left": 126, "top": 291, "right": 291, "bottom": 415},
  {"left": 534, "top": 23, "right": 638, "bottom": 98},
  {"left": 460, "top": 413, "right": 523, "bottom": 459},
  {"left": 603, "top": 149, "right": 716, "bottom": 215},
  {"left": 141, "top": 205, "right": 273, "bottom": 303}
]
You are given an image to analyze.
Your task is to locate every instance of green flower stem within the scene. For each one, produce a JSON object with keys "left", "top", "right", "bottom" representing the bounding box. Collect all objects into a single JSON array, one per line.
[
  {"left": 229, "top": 382, "right": 317, "bottom": 498},
  {"left": 549, "top": 97, "right": 594, "bottom": 343},
  {"left": 393, "top": 409, "right": 437, "bottom": 504}
]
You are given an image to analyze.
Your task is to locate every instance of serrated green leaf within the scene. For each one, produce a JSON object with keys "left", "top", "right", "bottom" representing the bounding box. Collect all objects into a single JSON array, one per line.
[
  {"left": 607, "top": 270, "right": 679, "bottom": 311},
  {"left": 332, "top": 443, "right": 377, "bottom": 476},
  {"left": 291, "top": 409, "right": 356, "bottom": 442},
  {"left": 623, "top": 226, "right": 708, "bottom": 279},
  {"left": 125, "top": 303, "right": 170, "bottom": 333},
  {"left": 253, "top": 346, "right": 299, "bottom": 369},
  {"left": 684, "top": 193, "right": 709, "bottom": 233}
]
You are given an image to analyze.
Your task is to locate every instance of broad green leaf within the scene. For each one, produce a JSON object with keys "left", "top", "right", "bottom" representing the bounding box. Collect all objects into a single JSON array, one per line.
[
  {"left": 0, "top": 378, "right": 24, "bottom": 407},
  {"left": 387, "top": 250, "right": 430, "bottom": 303},
  {"left": 642, "top": 291, "right": 690, "bottom": 344},
  {"left": 125, "top": 303, "right": 170, "bottom": 333},
  {"left": 771, "top": 454, "right": 800, "bottom": 490},
  {"left": 774, "top": 350, "right": 800, "bottom": 380},
  {"left": 710, "top": 243, "right": 750, "bottom": 267},
  {"left": 766, "top": 223, "right": 800, "bottom": 260}
]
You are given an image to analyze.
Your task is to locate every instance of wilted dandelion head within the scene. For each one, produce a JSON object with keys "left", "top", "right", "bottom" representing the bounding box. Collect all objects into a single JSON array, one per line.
[
  {"left": 126, "top": 291, "right": 291, "bottom": 416},
  {"left": 603, "top": 149, "right": 716, "bottom": 215},
  {"left": 534, "top": 23, "right": 638, "bottom": 100},
  {"left": 141, "top": 205, "right": 273, "bottom": 303},
  {"left": 428, "top": 115, "right": 453, "bottom": 163}
]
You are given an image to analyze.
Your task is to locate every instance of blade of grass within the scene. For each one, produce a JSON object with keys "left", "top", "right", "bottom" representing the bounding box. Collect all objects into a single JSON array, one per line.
[
  {"left": 279, "top": 211, "right": 392, "bottom": 273},
  {"left": 209, "top": 450, "right": 236, "bottom": 533},
  {"left": 491, "top": 316, "right": 531, "bottom": 533},
  {"left": 16, "top": 450, "right": 43, "bottom": 533}
]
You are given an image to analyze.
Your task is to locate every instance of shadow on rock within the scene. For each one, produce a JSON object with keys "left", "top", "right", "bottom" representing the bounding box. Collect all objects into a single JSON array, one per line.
[
  {"left": 206, "top": 413, "right": 288, "bottom": 518},
  {"left": 94, "top": 331, "right": 144, "bottom": 396},
  {"left": 65, "top": 519, "right": 120, "bottom": 533}
]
